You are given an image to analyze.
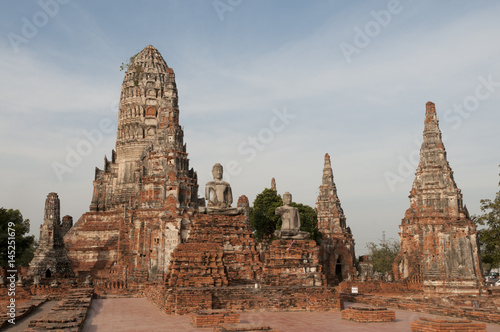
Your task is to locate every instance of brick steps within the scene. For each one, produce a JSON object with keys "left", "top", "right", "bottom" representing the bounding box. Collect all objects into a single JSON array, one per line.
[
  {"left": 0, "top": 296, "right": 47, "bottom": 329},
  {"left": 24, "top": 288, "right": 93, "bottom": 331}
]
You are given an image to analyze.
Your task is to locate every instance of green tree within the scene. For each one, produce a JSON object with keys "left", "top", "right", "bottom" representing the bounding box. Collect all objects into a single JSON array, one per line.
[
  {"left": 290, "top": 202, "right": 321, "bottom": 243},
  {"left": 249, "top": 188, "right": 320, "bottom": 243},
  {"left": 366, "top": 238, "right": 400, "bottom": 273},
  {"left": 250, "top": 188, "right": 282, "bottom": 242},
  {"left": 474, "top": 166, "right": 500, "bottom": 273},
  {"left": 0, "top": 208, "right": 36, "bottom": 267}
]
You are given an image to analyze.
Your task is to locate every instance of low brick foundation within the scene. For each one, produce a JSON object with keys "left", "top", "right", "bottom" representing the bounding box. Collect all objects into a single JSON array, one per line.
[
  {"left": 341, "top": 306, "right": 396, "bottom": 322},
  {"left": 145, "top": 285, "right": 342, "bottom": 315},
  {"left": 213, "top": 323, "right": 280, "bottom": 332},
  {"left": 338, "top": 280, "right": 422, "bottom": 295},
  {"left": 410, "top": 317, "right": 486, "bottom": 331},
  {"left": 190, "top": 309, "right": 240, "bottom": 327},
  {"left": 0, "top": 279, "right": 95, "bottom": 301},
  {"left": 346, "top": 294, "right": 500, "bottom": 325}
]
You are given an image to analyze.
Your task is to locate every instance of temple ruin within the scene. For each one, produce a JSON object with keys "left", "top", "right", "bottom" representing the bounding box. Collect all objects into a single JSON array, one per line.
[
  {"left": 15, "top": 47, "right": 494, "bottom": 327},
  {"left": 28, "top": 193, "right": 73, "bottom": 278},
  {"left": 393, "top": 102, "right": 484, "bottom": 293}
]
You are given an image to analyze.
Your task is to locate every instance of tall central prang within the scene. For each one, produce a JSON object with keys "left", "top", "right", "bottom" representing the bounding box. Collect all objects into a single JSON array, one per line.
[
  {"left": 65, "top": 46, "right": 200, "bottom": 282},
  {"left": 90, "top": 45, "right": 198, "bottom": 212}
]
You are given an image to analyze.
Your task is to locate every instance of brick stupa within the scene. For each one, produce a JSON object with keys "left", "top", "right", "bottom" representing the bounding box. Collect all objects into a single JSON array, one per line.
[
  {"left": 393, "top": 102, "right": 483, "bottom": 294},
  {"left": 28, "top": 193, "right": 73, "bottom": 278},
  {"left": 64, "top": 45, "right": 201, "bottom": 282},
  {"left": 315, "top": 153, "right": 356, "bottom": 284}
]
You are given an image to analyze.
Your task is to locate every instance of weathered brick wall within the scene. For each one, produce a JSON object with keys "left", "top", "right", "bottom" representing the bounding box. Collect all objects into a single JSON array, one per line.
[
  {"left": 338, "top": 280, "right": 422, "bottom": 295},
  {"left": 165, "top": 213, "right": 261, "bottom": 288},
  {"left": 64, "top": 211, "right": 121, "bottom": 276},
  {"left": 341, "top": 307, "right": 396, "bottom": 322},
  {"left": 145, "top": 285, "right": 212, "bottom": 314},
  {"left": 261, "top": 239, "right": 325, "bottom": 287},
  {"left": 167, "top": 242, "right": 227, "bottom": 287},
  {"left": 213, "top": 287, "right": 342, "bottom": 312},
  {"left": 190, "top": 310, "right": 240, "bottom": 327},
  {"left": 145, "top": 285, "right": 342, "bottom": 315}
]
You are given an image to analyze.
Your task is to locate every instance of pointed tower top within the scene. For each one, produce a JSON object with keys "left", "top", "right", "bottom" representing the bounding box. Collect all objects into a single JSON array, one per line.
[
  {"left": 125, "top": 45, "right": 169, "bottom": 77},
  {"left": 271, "top": 178, "right": 276, "bottom": 191},
  {"left": 426, "top": 101, "right": 436, "bottom": 115},
  {"left": 422, "top": 101, "right": 443, "bottom": 148},
  {"left": 316, "top": 153, "right": 347, "bottom": 234},
  {"left": 322, "top": 153, "right": 334, "bottom": 186},
  {"left": 408, "top": 102, "right": 464, "bottom": 218}
]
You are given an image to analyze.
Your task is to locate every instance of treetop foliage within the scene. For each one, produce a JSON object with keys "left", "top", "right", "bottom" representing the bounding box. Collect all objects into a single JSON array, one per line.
[
  {"left": 473, "top": 165, "right": 500, "bottom": 271},
  {"left": 0, "top": 208, "right": 36, "bottom": 267},
  {"left": 365, "top": 238, "right": 400, "bottom": 273},
  {"left": 249, "top": 188, "right": 320, "bottom": 243},
  {"left": 250, "top": 188, "right": 282, "bottom": 242}
]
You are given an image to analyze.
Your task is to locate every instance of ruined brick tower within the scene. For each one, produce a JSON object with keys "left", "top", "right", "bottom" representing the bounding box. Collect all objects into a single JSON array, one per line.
[
  {"left": 393, "top": 102, "right": 483, "bottom": 293},
  {"left": 90, "top": 45, "right": 198, "bottom": 212},
  {"left": 28, "top": 193, "right": 73, "bottom": 278},
  {"left": 65, "top": 45, "right": 200, "bottom": 282},
  {"left": 315, "top": 153, "right": 355, "bottom": 285}
]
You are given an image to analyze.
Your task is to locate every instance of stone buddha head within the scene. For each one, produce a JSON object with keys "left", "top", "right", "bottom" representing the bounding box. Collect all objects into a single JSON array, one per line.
[
  {"left": 283, "top": 192, "right": 292, "bottom": 206},
  {"left": 212, "top": 163, "right": 223, "bottom": 181}
]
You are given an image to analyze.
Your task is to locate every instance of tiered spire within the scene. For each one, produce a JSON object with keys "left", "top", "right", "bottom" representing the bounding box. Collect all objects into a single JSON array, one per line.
[
  {"left": 394, "top": 102, "right": 483, "bottom": 291},
  {"left": 116, "top": 45, "right": 181, "bottom": 156},
  {"left": 90, "top": 45, "right": 198, "bottom": 211},
  {"left": 41, "top": 192, "right": 61, "bottom": 247},
  {"left": 407, "top": 101, "right": 466, "bottom": 220},
  {"left": 316, "top": 153, "right": 346, "bottom": 234}
]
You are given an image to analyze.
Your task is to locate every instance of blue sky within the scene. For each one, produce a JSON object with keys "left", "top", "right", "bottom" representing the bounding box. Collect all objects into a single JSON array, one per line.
[{"left": 1, "top": 0, "right": 499, "bottom": 255}]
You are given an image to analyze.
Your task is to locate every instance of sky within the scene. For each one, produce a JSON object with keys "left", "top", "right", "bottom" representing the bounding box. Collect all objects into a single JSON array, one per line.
[{"left": 1, "top": 0, "right": 499, "bottom": 255}]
